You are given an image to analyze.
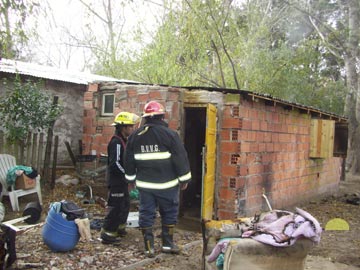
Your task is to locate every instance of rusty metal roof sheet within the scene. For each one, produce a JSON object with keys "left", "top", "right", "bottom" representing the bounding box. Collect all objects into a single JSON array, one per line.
[
  {"left": 181, "top": 85, "right": 348, "bottom": 122},
  {"left": 0, "top": 58, "right": 139, "bottom": 85}
]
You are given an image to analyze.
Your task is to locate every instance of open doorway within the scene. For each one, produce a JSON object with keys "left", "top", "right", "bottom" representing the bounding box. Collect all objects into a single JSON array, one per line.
[{"left": 180, "top": 107, "right": 206, "bottom": 221}]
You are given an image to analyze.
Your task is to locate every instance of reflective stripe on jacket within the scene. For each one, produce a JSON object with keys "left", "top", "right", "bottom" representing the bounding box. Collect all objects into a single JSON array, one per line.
[{"left": 124, "top": 118, "right": 191, "bottom": 190}]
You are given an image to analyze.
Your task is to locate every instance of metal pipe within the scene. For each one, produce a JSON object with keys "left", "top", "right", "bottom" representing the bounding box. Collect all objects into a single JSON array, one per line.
[
  {"left": 86, "top": 184, "right": 93, "bottom": 199},
  {"left": 262, "top": 188, "right": 272, "bottom": 211}
]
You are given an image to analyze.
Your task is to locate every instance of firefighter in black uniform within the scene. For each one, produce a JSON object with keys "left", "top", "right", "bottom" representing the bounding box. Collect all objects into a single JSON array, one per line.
[
  {"left": 100, "top": 111, "right": 140, "bottom": 244},
  {"left": 124, "top": 101, "right": 192, "bottom": 257}
]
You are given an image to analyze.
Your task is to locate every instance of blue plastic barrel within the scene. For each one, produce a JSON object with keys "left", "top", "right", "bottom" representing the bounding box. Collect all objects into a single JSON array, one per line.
[{"left": 42, "top": 206, "right": 80, "bottom": 252}]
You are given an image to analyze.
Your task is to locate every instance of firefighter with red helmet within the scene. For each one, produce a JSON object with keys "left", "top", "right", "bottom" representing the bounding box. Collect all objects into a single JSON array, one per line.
[
  {"left": 100, "top": 112, "right": 140, "bottom": 244},
  {"left": 124, "top": 101, "right": 192, "bottom": 257}
]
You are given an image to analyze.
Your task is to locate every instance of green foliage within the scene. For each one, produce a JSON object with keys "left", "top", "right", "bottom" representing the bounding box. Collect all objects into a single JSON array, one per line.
[
  {"left": 93, "top": 0, "right": 346, "bottom": 115},
  {"left": 0, "top": 76, "right": 63, "bottom": 143},
  {"left": 0, "top": 0, "right": 39, "bottom": 58}
]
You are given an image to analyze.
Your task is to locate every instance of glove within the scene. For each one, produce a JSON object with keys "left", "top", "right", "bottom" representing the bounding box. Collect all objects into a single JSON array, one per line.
[
  {"left": 129, "top": 188, "right": 139, "bottom": 200},
  {"left": 180, "top": 183, "right": 188, "bottom": 190}
]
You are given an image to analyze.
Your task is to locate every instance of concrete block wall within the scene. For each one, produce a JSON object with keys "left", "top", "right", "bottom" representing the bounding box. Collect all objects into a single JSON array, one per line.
[
  {"left": 82, "top": 83, "right": 183, "bottom": 156},
  {"left": 217, "top": 96, "right": 342, "bottom": 219}
]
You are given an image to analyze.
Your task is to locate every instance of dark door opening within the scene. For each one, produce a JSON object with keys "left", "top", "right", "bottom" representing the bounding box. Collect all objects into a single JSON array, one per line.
[{"left": 180, "top": 107, "right": 206, "bottom": 221}]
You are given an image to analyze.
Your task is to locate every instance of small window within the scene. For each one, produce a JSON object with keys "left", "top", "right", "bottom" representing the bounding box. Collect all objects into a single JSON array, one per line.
[{"left": 102, "top": 93, "right": 114, "bottom": 116}]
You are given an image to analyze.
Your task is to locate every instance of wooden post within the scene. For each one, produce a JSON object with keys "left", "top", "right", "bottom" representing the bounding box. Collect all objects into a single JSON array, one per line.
[
  {"left": 25, "top": 132, "right": 32, "bottom": 165},
  {"left": 31, "top": 133, "right": 38, "bottom": 168},
  {"left": 51, "top": 135, "right": 59, "bottom": 189},
  {"left": 65, "top": 141, "right": 77, "bottom": 167},
  {"left": 18, "top": 141, "right": 23, "bottom": 162},
  {"left": 37, "top": 133, "right": 44, "bottom": 173},
  {"left": 43, "top": 96, "right": 58, "bottom": 183},
  {"left": 43, "top": 133, "right": 53, "bottom": 182}
]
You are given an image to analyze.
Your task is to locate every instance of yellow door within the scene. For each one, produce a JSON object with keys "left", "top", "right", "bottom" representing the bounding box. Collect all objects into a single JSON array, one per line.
[{"left": 201, "top": 103, "right": 217, "bottom": 220}]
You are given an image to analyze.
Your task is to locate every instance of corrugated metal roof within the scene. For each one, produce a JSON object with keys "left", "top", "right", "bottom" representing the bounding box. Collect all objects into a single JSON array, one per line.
[
  {"left": 0, "top": 58, "right": 139, "bottom": 85},
  {"left": 181, "top": 85, "right": 348, "bottom": 122}
]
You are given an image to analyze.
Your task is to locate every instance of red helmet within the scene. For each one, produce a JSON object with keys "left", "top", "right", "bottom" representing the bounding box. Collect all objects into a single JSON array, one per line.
[{"left": 142, "top": 101, "right": 165, "bottom": 117}]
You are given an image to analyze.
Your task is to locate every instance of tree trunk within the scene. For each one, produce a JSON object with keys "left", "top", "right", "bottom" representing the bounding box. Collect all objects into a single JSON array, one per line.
[
  {"left": 2, "top": 0, "right": 15, "bottom": 58},
  {"left": 345, "top": 0, "right": 360, "bottom": 174}
]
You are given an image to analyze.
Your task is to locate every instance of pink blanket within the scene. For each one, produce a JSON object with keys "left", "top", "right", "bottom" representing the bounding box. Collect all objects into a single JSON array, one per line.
[{"left": 241, "top": 207, "right": 322, "bottom": 246}]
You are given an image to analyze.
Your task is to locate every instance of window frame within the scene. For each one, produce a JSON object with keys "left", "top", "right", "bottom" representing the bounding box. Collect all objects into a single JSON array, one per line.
[{"left": 101, "top": 93, "right": 115, "bottom": 116}]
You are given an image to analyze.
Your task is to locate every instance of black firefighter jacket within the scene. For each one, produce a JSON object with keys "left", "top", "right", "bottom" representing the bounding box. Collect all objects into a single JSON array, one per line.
[
  {"left": 106, "top": 134, "right": 128, "bottom": 191},
  {"left": 124, "top": 118, "right": 191, "bottom": 190}
]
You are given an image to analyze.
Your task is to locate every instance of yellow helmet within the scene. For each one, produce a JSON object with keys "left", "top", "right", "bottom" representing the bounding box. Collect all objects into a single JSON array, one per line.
[{"left": 112, "top": 112, "right": 140, "bottom": 126}]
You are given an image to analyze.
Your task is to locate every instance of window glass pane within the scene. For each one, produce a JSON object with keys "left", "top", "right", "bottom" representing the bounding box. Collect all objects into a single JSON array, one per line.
[{"left": 104, "top": 95, "right": 114, "bottom": 114}]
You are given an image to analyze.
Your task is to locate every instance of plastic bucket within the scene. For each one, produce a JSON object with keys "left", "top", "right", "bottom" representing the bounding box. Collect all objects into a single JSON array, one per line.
[{"left": 42, "top": 207, "right": 80, "bottom": 252}]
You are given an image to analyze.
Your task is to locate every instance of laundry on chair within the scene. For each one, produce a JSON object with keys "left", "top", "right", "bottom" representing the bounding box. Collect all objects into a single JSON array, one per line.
[
  {"left": 6, "top": 165, "right": 37, "bottom": 186},
  {"left": 0, "top": 154, "right": 42, "bottom": 212}
]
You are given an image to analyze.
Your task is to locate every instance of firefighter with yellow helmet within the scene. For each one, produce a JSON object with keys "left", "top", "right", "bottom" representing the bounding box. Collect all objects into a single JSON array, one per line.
[{"left": 100, "top": 111, "right": 140, "bottom": 244}]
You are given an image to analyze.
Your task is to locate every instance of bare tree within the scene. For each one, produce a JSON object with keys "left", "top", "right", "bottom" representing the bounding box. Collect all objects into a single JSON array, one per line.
[{"left": 27, "top": 0, "right": 162, "bottom": 72}]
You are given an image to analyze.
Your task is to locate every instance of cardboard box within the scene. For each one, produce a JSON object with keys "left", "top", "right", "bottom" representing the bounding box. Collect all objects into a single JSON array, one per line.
[{"left": 15, "top": 174, "right": 36, "bottom": 190}]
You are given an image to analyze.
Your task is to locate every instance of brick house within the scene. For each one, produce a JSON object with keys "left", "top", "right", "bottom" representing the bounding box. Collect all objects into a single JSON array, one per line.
[{"left": 82, "top": 82, "right": 348, "bottom": 220}]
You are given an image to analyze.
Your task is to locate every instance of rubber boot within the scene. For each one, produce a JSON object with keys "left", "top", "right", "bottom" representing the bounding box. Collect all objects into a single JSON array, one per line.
[
  {"left": 117, "top": 223, "right": 127, "bottom": 237},
  {"left": 141, "top": 227, "right": 155, "bottom": 258},
  {"left": 100, "top": 228, "right": 120, "bottom": 244},
  {"left": 161, "top": 224, "right": 180, "bottom": 254}
]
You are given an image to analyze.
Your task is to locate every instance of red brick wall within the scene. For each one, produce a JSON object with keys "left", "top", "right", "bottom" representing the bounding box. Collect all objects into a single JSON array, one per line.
[
  {"left": 217, "top": 96, "right": 342, "bottom": 219},
  {"left": 82, "top": 83, "right": 183, "bottom": 156},
  {"left": 83, "top": 84, "right": 343, "bottom": 220}
]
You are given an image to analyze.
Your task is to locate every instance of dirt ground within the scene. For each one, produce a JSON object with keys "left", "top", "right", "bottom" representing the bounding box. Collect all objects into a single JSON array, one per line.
[
  {"left": 300, "top": 173, "right": 360, "bottom": 270},
  {"left": 1, "top": 172, "right": 360, "bottom": 269}
]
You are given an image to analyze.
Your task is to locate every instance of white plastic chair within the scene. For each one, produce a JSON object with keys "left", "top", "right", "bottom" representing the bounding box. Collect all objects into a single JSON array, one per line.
[{"left": 0, "top": 154, "right": 42, "bottom": 211}]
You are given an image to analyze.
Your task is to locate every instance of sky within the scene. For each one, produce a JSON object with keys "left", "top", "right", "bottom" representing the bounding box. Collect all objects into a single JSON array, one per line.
[{"left": 30, "top": 0, "right": 165, "bottom": 72}]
